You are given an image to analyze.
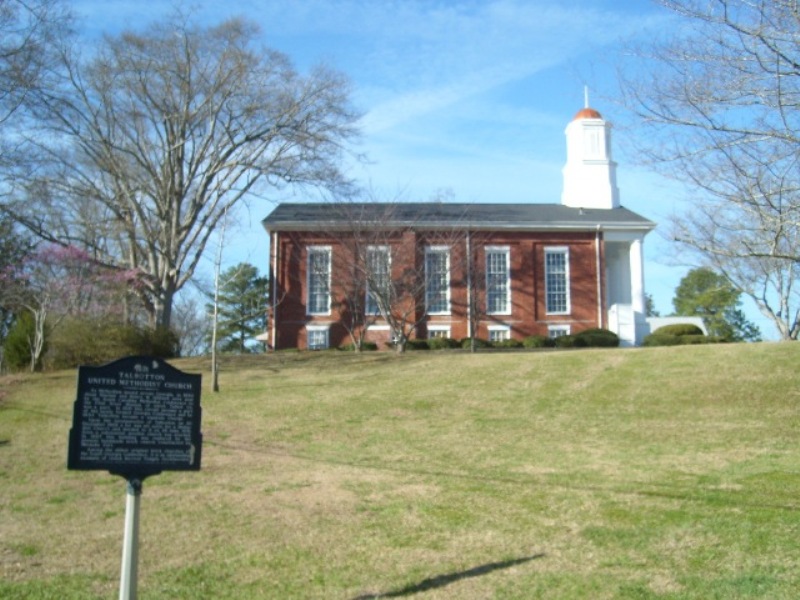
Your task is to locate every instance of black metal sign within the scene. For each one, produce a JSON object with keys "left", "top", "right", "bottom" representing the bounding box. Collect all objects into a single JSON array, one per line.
[{"left": 68, "top": 356, "right": 202, "bottom": 478}]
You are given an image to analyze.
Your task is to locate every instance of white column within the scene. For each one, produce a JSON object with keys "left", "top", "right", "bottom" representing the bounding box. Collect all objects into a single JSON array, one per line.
[
  {"left": 629, "top": 237, "right": 645, "bottom": 314},
  {"left": 270, "top": 232, "right": 279, "bottom": 350},
  {"left": 465, "top": 231, "right": 473, "bottom": 339}
]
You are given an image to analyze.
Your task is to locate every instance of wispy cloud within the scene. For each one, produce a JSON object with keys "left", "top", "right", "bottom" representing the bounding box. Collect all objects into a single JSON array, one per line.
[
  {"left": 71, "top": 1, "right": 666, "bottom": 134},
  {"left": 254, "top": 1, "right": 668, "bottom": 134}
]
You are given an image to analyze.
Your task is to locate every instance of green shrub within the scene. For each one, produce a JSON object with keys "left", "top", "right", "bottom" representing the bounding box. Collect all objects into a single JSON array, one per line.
[
  {"left": 643, "top": 333, "right": 682, "bottom": 347},
  {"left": 405, "top": 339, "right": 430, "bottom": 351},
  {"left": 493, "top": 338, "right": 523, "bottom": 349},
  {"left": 522, "top": 335, "right": 554, "bottom": 348},
  {"left": 428, "top": 337, "right": 459, "bottom": 350},
  {"left": 553, "top": 335, "right": 574, "bottom": 348},
  {"left": 460, "top": 337, "right": 492, "bottom": 350},
  {"left": 3, "top": 312, "right": 42, "bottom": 371},
  {"left": 47, "top": 318, "right": 118, "bottom": 368},
  {"left": 575, "top": 328, "right": 620, "bottom": 348},
  {"left": 645, "top": 323, "right": 709, "bottom": 348},
  {"left": 46, "top": 320, "right": 180, "bottom": 369},
  {"left": 553, "top": 334, "right": 588, "bottom": 348},
  {"left": 142, "top": 326, "right": 180, "bottom": 357},
  {"left": 681, "top": 334, "right": 727, "bottom": 345},
  {"left": 339, "top": 341, "right": 379, "bottom": 352},
  {"left": 643, "top": 332, "right": 726, "bottom": 347},
  {"left": 115, "top": 325, "right": 180, "bottom": 358},
  {"left": 653, "top": 323, "right": 704, "bottom": 336}
]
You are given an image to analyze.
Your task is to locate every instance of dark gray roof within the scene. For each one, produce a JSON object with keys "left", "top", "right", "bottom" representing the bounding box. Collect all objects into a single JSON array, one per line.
[{"left": 263, "top": 202, "right": 655, "bottom": 233}]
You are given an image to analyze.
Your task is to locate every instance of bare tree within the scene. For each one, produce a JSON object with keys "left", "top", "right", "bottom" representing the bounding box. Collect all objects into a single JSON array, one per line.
[
  {"left": 0, "top": 0, "right": 71, "bottom": 125},
  {"left": 0, "top": 0, "right": 72, "bottom": 212},
  {"left": 617, "top": 0, "right": 800, "bottom": 339},
  {"left": 171, "top": 289, "right": 210, "bottom": 357},
  {"left": 210, "top": 208, "right": 228, "bottom": 392},
  {"left": 326, "top": 200, "right": 472, "bottom": 353},
  {"left": 463, "top": 230, "right": 502, "bottom": 352},
  {"left": 328, "top": 239, "right": 376, "bottom": 351},
  {"left": 4, "top": 12, "right": 359, "bottom": 330},
  {"left": 323, "top": 202, "right": 403, "bottom": 351}
]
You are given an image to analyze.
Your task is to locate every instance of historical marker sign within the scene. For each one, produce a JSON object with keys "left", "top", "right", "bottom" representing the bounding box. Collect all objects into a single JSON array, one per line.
[{"left": 68, "top": 356, "right": 202, "bottom": 478}]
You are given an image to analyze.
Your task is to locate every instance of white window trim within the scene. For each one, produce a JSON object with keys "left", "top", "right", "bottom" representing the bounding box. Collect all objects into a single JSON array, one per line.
[
  {"left": 306, "top": 324, "right": 330, "bottom": 350},
  {"left": 306, "top": 246, "right": 332, "bottom": 316},
  {"left": 427, "top": 325, "right": 451, "bottom": 339},
  {"left": 485, "top": 245, "right": 511, "bottom": 316},
  {"left": 488, "top": 324, "right": 511, "bottom": 342},
  {"left": 425, "top": 246, "right": 451, "bottom": 316},
  {"left": 544, "top": 246, "right": 571, "bottom": 315},
  {"left": 548, "top": 324, "right": 571, "bottom": 338},
  {"left": 365, "top": 245, "right": 391, "bottom": 316}
]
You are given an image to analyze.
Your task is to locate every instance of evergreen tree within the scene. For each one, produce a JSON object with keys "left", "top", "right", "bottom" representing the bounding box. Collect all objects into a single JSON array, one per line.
[
  {"left": 0, "top": 216, "right": 34, "bottom": 344},
  {"left": 673, "top": 268, "right": 761, "bottom": 342},
  {"left": 211, "top": 263, "right": 268, "bottom": 354},
  {"left": 645, "top": 293, "right": 660, "bottom": 317}
]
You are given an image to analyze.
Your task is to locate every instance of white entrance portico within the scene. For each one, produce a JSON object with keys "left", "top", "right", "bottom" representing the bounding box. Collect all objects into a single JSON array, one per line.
[
  {"left": 560, "top": 98, "right": 652, "bottom": 346},
  {"left": 604, "top": 231, "right": 648, "bottom": 346}
]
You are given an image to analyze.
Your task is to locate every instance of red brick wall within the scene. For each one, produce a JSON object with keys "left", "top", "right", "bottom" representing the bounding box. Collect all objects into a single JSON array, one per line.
[{"left": 268, "top": 228, "right": 605, "bottom": 350}]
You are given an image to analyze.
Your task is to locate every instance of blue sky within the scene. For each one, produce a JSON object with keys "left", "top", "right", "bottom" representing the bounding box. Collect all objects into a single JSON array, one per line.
[{"left": 71, "top": 1, "right": 775, "bottom": 337}]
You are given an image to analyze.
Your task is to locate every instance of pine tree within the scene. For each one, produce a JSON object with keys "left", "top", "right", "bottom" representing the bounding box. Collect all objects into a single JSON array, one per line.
[
  {"left": 0, "top": 216, "right": 34, "bottom": 344},
  {"left": 211, "top": 263, "right": 268, "bottom": 354}
]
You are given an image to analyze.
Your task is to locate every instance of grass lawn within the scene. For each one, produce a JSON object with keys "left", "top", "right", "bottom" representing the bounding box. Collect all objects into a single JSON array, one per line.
[{"left": 1, "top": 343, "right": 799, "bottom": 599}]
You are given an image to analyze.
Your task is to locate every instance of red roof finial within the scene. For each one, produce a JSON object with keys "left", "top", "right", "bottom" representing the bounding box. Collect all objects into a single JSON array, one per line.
[
  {"left": 573, "top": 86, "right": 602, "bottom": 120},
  {"left": 573, "top": 107, "right": 602, "bottom": 120}
]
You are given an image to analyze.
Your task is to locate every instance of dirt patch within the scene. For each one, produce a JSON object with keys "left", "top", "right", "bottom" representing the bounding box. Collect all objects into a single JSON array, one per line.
[{"left": 0, "top": 374, "right": 26, "bottom": 404}]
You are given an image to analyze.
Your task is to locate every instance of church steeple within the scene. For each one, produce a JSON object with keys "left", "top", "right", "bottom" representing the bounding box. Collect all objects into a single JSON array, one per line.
[{"left": 561, "top": 96, "right": 620, "bottom": 209}]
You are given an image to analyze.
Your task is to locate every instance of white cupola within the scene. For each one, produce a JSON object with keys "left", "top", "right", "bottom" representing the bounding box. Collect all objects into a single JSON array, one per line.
[{"left": 561, "top": 103, "right": 620, "bottom": 209}]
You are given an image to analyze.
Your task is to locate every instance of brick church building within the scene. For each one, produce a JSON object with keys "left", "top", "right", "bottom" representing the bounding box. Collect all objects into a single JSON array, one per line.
[{"left": 262, "top": 105, "right": 655, "bottom": 350}]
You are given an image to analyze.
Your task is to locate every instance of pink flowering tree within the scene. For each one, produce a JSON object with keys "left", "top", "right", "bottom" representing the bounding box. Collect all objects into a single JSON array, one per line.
[{"left": 0, "top": 244, "right": 139, "bottom": 371}]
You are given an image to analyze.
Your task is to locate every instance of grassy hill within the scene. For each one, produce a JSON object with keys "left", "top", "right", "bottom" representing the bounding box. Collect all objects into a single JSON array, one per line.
[{"left": 1, "top": 343, "right": 799, "bottom": 599}]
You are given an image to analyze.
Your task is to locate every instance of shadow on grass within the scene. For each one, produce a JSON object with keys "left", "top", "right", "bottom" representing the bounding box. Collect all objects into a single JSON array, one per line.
[{"left": 351, "top": 554, "right": 544, "bottom": 599}]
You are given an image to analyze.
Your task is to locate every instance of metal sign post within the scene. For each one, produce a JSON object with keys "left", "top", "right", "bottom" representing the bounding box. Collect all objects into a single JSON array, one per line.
[
  {"left": 67, "top": 356, "right": 202, "bottom": 600},
  {"left": 120, "top": 478, "right": 143, "bottom": 600}
]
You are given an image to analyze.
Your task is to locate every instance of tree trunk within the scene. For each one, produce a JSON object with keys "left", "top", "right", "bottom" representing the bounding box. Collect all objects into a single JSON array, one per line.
[
  {"left": 159, "top": 285, "right": 175, "bottom": 330},
  {"left": 30, "top": 308, "right": 46, "bottom": 373}
]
